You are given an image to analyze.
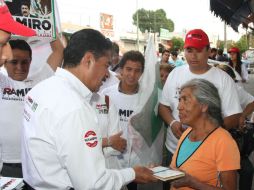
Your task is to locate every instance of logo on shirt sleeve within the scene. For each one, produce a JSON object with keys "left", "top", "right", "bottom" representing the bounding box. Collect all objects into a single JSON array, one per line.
[
  {"left": 25, "top": 96, "right": 38, "bottom": 112},
  {"left": 84, "top": 130, "right": 98, "bottom": 148},
  {"left": 95, "top": 104, "right": 108, "bottom": 114}
]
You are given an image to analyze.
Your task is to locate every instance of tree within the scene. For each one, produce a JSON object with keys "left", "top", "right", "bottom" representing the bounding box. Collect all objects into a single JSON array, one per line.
[
  {"left": 236, "top": 35, "right": 248, "bottom": 53},
  {"left": 132, "top": 8, "right": 174, "bottom": 33},
  {"left": 217, "top": 40, "right": 225, "bottom": 50},
  {"left": 216, "top": 40, "right": 235, "bottom": 51},
  {"left": 171, "top": 37, "right": 184, "bottom": 51}
]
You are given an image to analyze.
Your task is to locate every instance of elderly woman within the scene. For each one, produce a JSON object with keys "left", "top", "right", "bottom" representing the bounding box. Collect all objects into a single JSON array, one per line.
[{"left": 170, "top": 79, "right": 240, "bottom": 190}]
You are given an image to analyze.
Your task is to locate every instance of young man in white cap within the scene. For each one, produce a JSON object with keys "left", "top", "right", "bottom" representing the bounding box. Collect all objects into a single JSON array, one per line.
[{"left": 159, "top": 29, "right": 242, "bottom": 189}]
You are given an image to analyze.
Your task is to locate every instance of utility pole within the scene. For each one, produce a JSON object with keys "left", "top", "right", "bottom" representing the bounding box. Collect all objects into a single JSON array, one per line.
[
  {"left": 224, "top": 22, "right": 227, "bottom": 53},
  {"left": 136, "top": 0, "right": 140, "bottom": 51},
  {"left": 246, "top": 28, "right": 249, "bottom": 49}
]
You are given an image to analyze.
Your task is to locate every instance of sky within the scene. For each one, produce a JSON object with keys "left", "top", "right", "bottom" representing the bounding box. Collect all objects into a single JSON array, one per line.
[{"left": 57, "top": 0, "right": 246, "bottom": 42}]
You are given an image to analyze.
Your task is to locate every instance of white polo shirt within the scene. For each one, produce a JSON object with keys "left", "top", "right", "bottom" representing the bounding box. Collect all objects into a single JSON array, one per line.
[
  {"left": 160, "top": 64, "right": 242, "bottom": 154},
  {"left": 22, "top": 68, "right": 135, "bottom": 190}
]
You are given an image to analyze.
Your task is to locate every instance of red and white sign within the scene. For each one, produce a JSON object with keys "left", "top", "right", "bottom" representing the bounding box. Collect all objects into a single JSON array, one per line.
[
  {"left": 100, "top": 13, "right": 114, "bottom": 38},
  {"left": 84, "top": 130, "right": 98, "bottom": 148}
]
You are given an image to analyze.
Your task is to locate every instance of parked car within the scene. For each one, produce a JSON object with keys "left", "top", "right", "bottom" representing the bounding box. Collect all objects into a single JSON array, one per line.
[{"left": 243, "top": 49, "right": 254, "bottom": 74}]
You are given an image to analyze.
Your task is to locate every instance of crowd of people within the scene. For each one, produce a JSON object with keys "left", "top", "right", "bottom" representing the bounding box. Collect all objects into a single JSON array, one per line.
[{"left": 0, "top": 1, "right": 254, "bottom": 190}]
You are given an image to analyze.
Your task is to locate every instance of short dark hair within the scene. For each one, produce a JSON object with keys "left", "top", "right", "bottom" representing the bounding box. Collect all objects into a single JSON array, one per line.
[
  {"left": 119, "top": 50, "right": 145, "bottom": 72},
  {"left": 211, "top": 48, "right": 217, "bottom": 53},
  {"left": 21, "top": 1, "right": 30, "bottom": 9},
  {"left": 171, "top": 51, "right": 178, "bottom": 57},
  {"left": 162, "top": 49, "right": 170, "bottom": 55},
  {"left": 9, "top": 39, "right": 32, "bottom": 58},
  {"left": 63, "top": 29, "right": 112, "bottom": 68},
  {"left": 112, "top": 42, "right": 119, "bottom": 55},
  {"left": 217, "top": 49, "right": 223, "bottom": 55}
]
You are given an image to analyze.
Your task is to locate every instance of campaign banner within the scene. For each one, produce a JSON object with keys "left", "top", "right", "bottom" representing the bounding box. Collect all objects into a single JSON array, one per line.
[
  {"left": 100, "top": 13, "right": 114, "bottom": 38},
  {"left": 5, "top": 0, "right": 56, "bottom": 46}
]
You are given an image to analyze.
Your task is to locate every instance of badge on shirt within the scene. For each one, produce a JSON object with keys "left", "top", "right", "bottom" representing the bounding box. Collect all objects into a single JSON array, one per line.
[
  {"left": 95, "top": 104, "right": 108, "bottom": 114},
  {"left": 25, "top": 96, "right": 38, "bottom": 112},
  {"left": 83, "top": 130, "right": 98, "bottom": 148}
]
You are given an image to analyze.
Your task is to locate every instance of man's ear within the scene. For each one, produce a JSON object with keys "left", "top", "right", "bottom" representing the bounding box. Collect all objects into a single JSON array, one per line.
[{"left": 81, "top": 52, "right": 94, "bottom": 68}]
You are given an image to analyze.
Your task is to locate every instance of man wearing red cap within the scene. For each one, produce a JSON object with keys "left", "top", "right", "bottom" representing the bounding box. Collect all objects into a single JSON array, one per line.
[{"left": 159, "top": 29, "right": 242, "bottom": 189}]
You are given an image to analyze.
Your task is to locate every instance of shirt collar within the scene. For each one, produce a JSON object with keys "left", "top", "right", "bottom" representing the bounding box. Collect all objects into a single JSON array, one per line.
[
  {"left": 55, "top": 68, "right": 93, "bottom": 102},
  {"left": 118, "top": 81, "right": 139, "bottom": 94}
]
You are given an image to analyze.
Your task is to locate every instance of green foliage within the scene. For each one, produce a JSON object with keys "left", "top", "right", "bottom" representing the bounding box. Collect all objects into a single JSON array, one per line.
[
  {"left": 216, "top": 40, "right": 234, "bottom": 50},
  {"left": 235, "top": 35, "right": 248, "bottom": 53},
  {"left": 133, "top": 8, "right": 174, "bottom": 33},
  {"left": 171, "top": 37, "right": 184, "bottom": 51},
  {"left": 217, "top": 40, "right": 224, "bottom": 50}
]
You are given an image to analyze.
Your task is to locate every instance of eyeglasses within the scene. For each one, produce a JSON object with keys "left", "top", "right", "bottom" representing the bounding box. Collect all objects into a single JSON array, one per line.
[{"left": 5, "top": 59, "right": 31, "bottom": 65}]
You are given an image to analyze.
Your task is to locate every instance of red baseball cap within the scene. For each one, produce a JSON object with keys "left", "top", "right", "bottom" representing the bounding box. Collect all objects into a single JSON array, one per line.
[
  {"left": 228, "top": 47, "right": 240, "bottom": 53},
  {"left": 184, "top": 29, "right": 209, "bottom": 49},
  {"left": 0, "top": 1, "right": 36, "bottom": 36}
]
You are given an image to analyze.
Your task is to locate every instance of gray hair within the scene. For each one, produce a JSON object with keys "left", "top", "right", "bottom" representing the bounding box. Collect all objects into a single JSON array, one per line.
[{"left": 181, "top": 78, "right": 223, "bottom": 126}]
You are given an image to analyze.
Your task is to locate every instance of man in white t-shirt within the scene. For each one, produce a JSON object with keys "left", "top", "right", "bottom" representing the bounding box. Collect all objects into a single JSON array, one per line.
[
  {"left": 0, "top": 38, "right": 63, "bottom": 177},
  {"left": 0, "top": 0, "right": 36, "bottom": 177},
  {"left": 90, "top": 92, "right": 126, "bottom": 170},
  {"left": 22, "top": 29, "right": 156, "bottom": 190},
  {"left": 159, "top": 29, "right": 242, "bottom": 175},
  {"left": 102, "top": 50, "right": 145, "bottom": 190}
]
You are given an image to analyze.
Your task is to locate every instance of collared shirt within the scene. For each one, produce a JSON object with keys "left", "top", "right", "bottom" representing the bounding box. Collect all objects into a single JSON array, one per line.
[{"left": 22, "top": 68, "right": 135, "bottom": 190}]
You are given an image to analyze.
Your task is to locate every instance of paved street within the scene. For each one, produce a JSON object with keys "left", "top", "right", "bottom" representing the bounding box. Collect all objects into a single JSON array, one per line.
[
  {"left": 242, "top": 74, "right": 254, "bottom": 190},
  {"left": 243, "top": 74, "right": 254, "bottom": 96}
]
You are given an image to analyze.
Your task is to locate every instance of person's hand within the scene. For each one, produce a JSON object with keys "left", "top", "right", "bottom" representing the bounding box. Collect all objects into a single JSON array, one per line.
[
  {"left": 171, "top": 173, "right": 194, "bottom": 188},
  {"left": 109, "top": 131, "right": 127, "bottom": 153},
  {"left": 238, "top": 115, "right": 246, "bottom": 131},
  {"left": 171, "top": 121, "right": 185, "bottom": 139},
  {"left": 133, "top": 166, "right": 158, "bottom": 184}
]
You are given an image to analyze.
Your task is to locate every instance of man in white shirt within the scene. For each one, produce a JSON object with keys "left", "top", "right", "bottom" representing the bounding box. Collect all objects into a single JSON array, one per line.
[
  {"left": 0, "top": 0, "right": 36, "bottom": 176},
  {"left": 0, "top": 38, "right": 63, "bottom": 178},
  {"left": 102, "top": 50, "right": 145, "bottom": 190},
  {"left": 159, "top": 29, "right": 242, "bottom": 189},
  {"left": 90, "top": 93, "right": 126, "bottom": 170},
  {"left": 22, "top": 29, "right": 156, "bottom": 190}
]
